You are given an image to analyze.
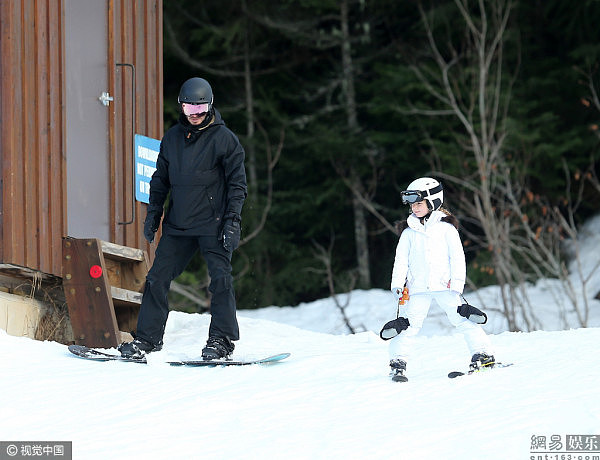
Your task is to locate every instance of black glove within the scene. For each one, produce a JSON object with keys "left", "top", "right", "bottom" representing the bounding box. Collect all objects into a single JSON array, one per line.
[
  {"left": 220, "top": 215, "right": 241, "bottom": 252},
  {"left": 380, "top": 317, "right": 410, "bottom": 340},
  {"left": 457, "top": 303, "right": 488, "bottom": 324},
  {"left": 143, "top": 204, "right": 163, "bottom": 243}
]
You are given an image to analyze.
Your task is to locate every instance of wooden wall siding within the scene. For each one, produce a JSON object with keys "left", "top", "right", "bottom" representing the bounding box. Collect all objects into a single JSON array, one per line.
[
  {"left": 109, "top": 0, "right": 163, "bottom": 251},
  {"left": 0, "top": 0, "right": 163, "bottom": 277},
  {"left": 0, "top": 0, "right": 67, "bottom": 277}
]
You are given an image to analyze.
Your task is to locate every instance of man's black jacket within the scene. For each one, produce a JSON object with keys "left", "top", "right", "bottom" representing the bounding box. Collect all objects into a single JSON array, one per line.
[{"left": 148, "top": 109, "right": 247, "bottom": 237}]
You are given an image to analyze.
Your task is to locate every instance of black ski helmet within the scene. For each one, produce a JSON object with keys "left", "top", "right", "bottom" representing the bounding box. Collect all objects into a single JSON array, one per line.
[{"left": 178, "top": 77, "right": 213, "bottom": 108}]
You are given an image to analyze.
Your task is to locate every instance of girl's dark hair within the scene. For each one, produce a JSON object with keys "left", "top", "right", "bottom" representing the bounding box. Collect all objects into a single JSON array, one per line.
[{"left": 440, "top": 207, "right": 459, "bottom": 229}]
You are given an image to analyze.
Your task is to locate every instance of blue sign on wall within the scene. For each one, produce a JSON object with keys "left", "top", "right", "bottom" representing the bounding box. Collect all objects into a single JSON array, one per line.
[{"left": 134, "top": 134, "right": 160, "bottom": 204}]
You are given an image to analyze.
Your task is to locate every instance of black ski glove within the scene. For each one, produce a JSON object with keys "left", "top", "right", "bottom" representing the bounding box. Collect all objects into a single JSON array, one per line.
[
  {"left": 380, "top": 317, "right": 410, "bottom": 340},
  {"left": 143, "top": 204, "right": 163, "bottom": 243},
  {"left": 220, "top": 214, "right": 241, "bottom": 252},
  {"left": 457, "top": 303, "right": 488, "bottom": 324}
]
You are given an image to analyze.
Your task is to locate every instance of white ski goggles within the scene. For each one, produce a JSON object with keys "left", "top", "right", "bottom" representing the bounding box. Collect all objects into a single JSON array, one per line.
[{"left": 182, "top": 103, "right": 209, "bottom": 116}]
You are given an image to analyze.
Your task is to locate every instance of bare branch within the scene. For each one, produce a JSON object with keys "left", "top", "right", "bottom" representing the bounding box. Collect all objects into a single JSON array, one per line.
[
  {"left": 309, "top": 236, "right": 359, "bottom": 334},
  {"left": 240, "top": 122, "right": 284, "bottom": 245}
]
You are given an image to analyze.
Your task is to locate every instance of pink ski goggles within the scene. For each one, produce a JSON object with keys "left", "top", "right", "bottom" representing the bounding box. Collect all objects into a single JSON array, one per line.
[{"left": 182, "top": 103, "right": 209, "bottom": 116}]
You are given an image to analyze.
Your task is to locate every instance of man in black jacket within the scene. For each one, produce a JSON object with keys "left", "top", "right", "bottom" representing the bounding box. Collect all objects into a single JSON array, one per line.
[{"left": 119, "top": 77, "right": 247, "bottom": 360}]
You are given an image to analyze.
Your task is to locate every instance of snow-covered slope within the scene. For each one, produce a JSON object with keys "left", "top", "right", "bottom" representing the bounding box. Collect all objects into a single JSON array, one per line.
[
  {"left": 2, "top": 313, "right": 599, "bottom": 460},
  {"left": 2, "top": 216, "right": 599, "bottom": 459}
]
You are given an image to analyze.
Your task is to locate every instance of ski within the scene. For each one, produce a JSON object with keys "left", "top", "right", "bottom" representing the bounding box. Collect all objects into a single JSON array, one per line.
[
  {"left": 448, "top": 362, "right": 513, "bottom": 379},
  {"left": 68, "top": 344, "right": 290, "bottom": 366}
]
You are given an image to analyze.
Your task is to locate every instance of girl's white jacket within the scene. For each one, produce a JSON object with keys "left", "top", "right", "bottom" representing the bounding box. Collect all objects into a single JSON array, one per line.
[{"left": 390, "top": 210, "right": 466, "bottom": 295}]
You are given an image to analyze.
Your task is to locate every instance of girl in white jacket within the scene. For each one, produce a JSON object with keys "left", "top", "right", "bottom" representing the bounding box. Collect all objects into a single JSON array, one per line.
[{"left": 387, "top": 177, "right": 494, "bottom": 382}]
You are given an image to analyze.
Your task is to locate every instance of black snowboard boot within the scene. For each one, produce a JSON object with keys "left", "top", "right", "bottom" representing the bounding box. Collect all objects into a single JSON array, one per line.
[
  {"left": 202, "top": 336, "right": 235, "bottom": 360},
  {"left": 469, "top": 352, "right": 495, "bottom": 372},
  {"left": 118, "top": 337, "right": 162, "bottom": 359},
  {"left": 389, "top": 359, "right": 408, "bottom": 382}
]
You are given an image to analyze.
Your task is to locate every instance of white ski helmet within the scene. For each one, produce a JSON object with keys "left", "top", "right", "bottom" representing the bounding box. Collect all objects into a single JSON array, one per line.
[{"left": 401, "top": 177, "right": 444, "bottom": 211}]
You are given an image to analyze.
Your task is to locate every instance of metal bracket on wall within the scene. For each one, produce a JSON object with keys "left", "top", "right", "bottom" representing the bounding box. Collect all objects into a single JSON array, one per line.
[{"left": 98, "top": 91, "right": 114, "bottom": 106}]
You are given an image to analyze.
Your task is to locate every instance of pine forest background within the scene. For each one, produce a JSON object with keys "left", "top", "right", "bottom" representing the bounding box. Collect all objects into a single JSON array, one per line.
[{"left": 161, "top": 0, "right": 600, "bottom": 331}]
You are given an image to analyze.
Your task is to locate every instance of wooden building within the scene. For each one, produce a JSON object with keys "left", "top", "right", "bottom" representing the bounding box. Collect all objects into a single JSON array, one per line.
[{"left": 0, "top": 0, "right": 164, "bottom": 346}]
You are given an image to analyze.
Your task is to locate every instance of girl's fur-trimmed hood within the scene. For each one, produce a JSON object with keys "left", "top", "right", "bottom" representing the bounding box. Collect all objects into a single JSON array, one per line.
[{"left": 394, "top": 208, "right": 458, "bottom": 235}]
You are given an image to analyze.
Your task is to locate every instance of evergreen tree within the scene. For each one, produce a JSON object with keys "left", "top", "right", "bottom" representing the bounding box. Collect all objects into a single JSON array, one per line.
[{"left": 161, "top": 0, "right": 600, "bottom": 317}]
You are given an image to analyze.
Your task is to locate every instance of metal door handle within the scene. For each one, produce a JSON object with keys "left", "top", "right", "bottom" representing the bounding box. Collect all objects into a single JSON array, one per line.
[{"left": 116, "top": 63, "right": 136, "bottom": 225}]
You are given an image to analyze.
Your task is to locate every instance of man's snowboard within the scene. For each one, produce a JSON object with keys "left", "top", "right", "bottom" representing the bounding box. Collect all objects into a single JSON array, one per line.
[
  {"left": 68, "top": 344, "right": 290, "bottom": 366},
  {"left": 448, "top": 362, "right": 513, "bottom": 378}
]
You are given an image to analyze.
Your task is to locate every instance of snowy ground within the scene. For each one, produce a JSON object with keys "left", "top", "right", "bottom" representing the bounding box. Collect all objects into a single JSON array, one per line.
[
  {"left": 1, "top": 215, "right": 599, "bottom": 460},
  {"left": 2, "top": 319, "right": 600, "bottom": 460}
]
